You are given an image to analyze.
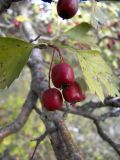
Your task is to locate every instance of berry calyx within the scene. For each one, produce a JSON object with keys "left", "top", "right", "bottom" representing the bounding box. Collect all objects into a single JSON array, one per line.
[
  {"left": 42, "top": 88, "right": 63, "bottom": 111},
  {"left": 51, "top": 63, "right": 75, "bottom": 88},
  {"left": 62, "top": 82, "right": 85, "bottom": 103},
  {"left": 57, "top": 0, "right": 79, "bottom": 19}
]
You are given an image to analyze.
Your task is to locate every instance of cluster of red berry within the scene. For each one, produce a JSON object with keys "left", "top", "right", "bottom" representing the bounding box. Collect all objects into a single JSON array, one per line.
[
  {"left": 107, "top": 31, "right": 120, "bottom": 49},
  {"left": 42, "top": 0, "right": 79, "bottom": 19},
  {"left": 42, "top": 46, "right": 85, "bottom": 111}
]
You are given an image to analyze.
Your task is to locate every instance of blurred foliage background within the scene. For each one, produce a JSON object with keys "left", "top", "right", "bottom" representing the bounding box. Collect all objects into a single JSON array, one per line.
[{"left": 0, "top": 0, "right": 120, "bottom": 159}]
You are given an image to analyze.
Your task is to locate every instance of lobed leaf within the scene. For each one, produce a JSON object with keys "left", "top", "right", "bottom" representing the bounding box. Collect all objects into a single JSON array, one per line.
[{"left": 77, "top": 50, "right": 119, "bottom": 101}]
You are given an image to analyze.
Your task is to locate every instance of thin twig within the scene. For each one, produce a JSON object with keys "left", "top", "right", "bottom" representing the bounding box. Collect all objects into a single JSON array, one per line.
[
  {"left": 93, "top": 120, "right": 120, "bottom": 156},
  {"left": 97, "top": 36, "right": 120, "bottom": 45},
  {"left": 98, "top": 108, "right": 120, "bottom": 121},
  {"left": 0, "top": 91, "right": 37, "bottom": 141},
  {"left": 29, "top": 34, "right": 42, "bottom": 43},
  {"left": 30, "top": 128, "right": 57, "bottom": 160},
  {"left": 34, "top": 106, "right": 42, "bottom": 116}
]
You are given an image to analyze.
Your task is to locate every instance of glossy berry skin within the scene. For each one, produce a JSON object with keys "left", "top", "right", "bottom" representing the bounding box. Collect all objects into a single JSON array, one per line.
[
  {"left": 57, "top": 0, "right": 79, "bottom": 19},
  {"left": 42, "top": 0, "right": 52, "bottom": 3},
  {"left": 62, "top": 82, "right": 85, "bottom": 103},
  {"left": 51, "top": 63, "right": 75, "bottom": 88},
  {"left": 42, "top": 88, "right": 63, "bottom": 111}
]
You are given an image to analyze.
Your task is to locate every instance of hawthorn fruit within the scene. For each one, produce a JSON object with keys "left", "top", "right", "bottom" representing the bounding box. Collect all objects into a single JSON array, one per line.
[
  {"left": 57, "top": 0, "right": 79, "bottom": 19},
  {"left": 62, "top": 82, "right": 85, "bottom": 103},
  {"left": 51, "top": 63, "right": 75, "bottom": 88},
  {"left": 42, "top": 88, "right": 63, "bottom": 111}
]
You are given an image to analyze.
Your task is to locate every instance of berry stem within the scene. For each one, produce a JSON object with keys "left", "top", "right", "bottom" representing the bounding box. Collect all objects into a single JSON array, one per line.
[
  {"left": 48, "top": 49, "right": 55, "bottom": 88},
  {"left": 48, "top": 44, "right": 64, "bottom": 63}
]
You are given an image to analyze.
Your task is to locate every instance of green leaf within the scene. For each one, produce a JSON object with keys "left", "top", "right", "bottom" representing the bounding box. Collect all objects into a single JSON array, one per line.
[
  {"left": 0, "top": 37, "right": 35, "bottom": 89},
  {"left": 65, "top": 22, "right": 97, "bottom": 45},
  {"left": 77, "top": 50, "right": 119, "bottom": 101}
]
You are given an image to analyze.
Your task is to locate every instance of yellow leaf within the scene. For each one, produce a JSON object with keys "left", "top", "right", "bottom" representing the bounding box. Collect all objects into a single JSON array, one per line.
[
  {"left": 78, "top": 50, "right": 119, "bottom": 101},
  {"left": 16, "top": 15, "right": 28, "bottom": 22}
]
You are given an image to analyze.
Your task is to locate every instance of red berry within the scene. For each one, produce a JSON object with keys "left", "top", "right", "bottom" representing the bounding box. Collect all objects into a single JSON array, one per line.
[
  {"left": 107, "top": 43, "right": 112, "bottom": 49},
  {"left": 62, "top": 82, "right": 85, "bottom": 103},
  {"left": 13, "top": 19, "right": 21, "bottom": 28},
  {"left": 47, "top": 24, "right": 52, "bottom": 34},
  {"left": 111, "top": 39, "right": 116, "bottom": 45},
  {"left": 117, "top": 31, "right": 120, "bottom": 38},
  {"left": 42, "top": 88, "right": 63, "bottom": 111},
  {"left": 51, "top": 63, "right": 75, "bottom": 88},
  {"left": 57, "top": 0, "right": 79, "bottom": 19}
]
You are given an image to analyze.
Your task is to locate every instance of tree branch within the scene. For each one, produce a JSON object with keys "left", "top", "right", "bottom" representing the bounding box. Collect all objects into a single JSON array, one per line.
[
  {"left": 30, "top": 128, "right": 57, "bottom": 160},
  {"left": 98, "top": 108, "right": 120, "bottom": 121},
  {"left": 1, "top": 2, "right": 120, "bottom": 159},
  {"left": 94, "top": 120, "right": 120, "bottom": 156},
  {"left": 0, "top": 90, "right": 38, "bottom": 141},
  {"left": 19, "top": 6, "right": 82, "bottom": 160},
  {"left": 97, "top": 36, "right": 120, "bottom": 45},
  {"left": 61, "top": 101, "right": 120, "bottom": 157},
  {"left": 61, "top": 97, "right": 120, "bottom": 121},
  {"left": 54, "top": 119, "right": 84, "bottom": 160}
]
